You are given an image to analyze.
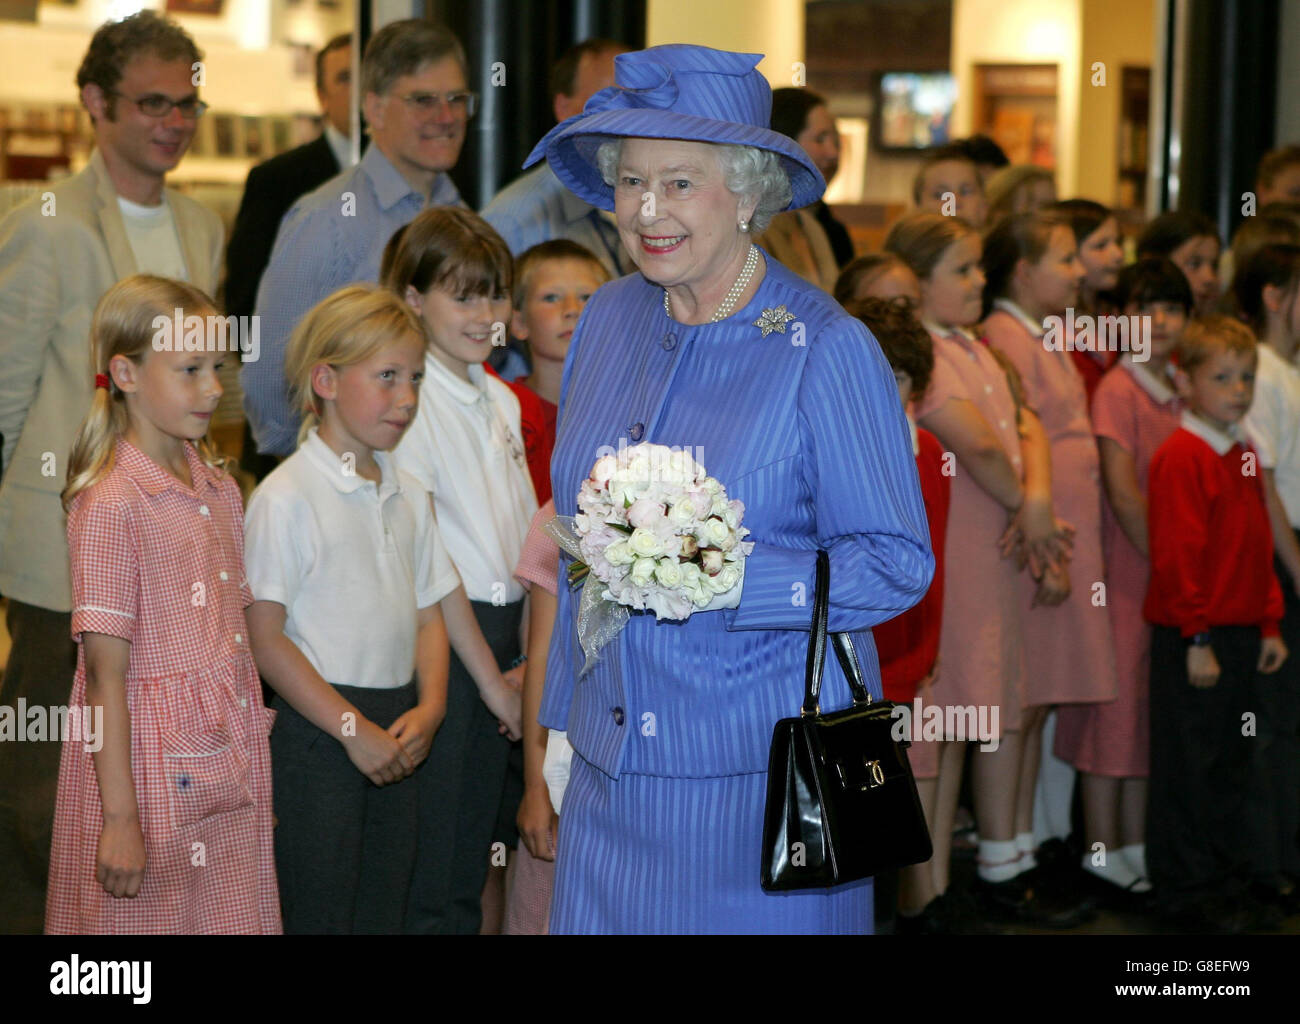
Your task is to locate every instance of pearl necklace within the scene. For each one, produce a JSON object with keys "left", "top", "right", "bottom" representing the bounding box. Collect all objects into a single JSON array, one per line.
[{"left": 663, "top": 244, "right": 760, "bottom": 324}]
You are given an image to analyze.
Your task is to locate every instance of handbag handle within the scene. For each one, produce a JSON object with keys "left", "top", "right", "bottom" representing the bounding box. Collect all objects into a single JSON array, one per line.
[{"left": 802, "top": 550, "right": 874, "bottom": 716}]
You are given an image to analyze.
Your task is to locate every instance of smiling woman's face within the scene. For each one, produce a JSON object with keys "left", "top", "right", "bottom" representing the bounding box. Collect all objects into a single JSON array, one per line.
[{"left": 613, "top": 138, "right": 756, "bottom": 291}]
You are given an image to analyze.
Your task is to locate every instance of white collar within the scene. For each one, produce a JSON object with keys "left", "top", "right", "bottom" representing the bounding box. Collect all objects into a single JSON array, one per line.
[
  {"left": 300, "top": 427, "right": 401, "bottom": 497},
  {"left": 992, "top": 297, "right": 1046, "bottom": 338},
  {"left": 323, "top": 122, "right": 355, "bottom": 168},
  {"left": 1121, "top": 355, "right": 1177, "bottom": 405},
  {"left": 922, "top": 319, "right": 977, "bottom": 344},
  {"left": 424, "top": 351, "right": 491, "bottom": 406},
  {"left": 906, "top": 413, "right": 920, "bottom": 456},
  {"left": 1179, "top": 410, "right": 1243, "bottom": 456}
]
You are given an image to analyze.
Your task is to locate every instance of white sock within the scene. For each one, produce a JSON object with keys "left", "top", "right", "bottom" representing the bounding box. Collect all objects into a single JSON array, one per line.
[
  {"left": 978, "top": 839, "right": 1022, "bottom": 883},
  {"left": 1119, "top": 843, "right": 1148, "bottom": 879},
  {"left": 1014, "top": 831, "right": 1037, "bottom": 874},
  {"left": 1083, "top": 850, "right": 1152, "bottom": 892}
]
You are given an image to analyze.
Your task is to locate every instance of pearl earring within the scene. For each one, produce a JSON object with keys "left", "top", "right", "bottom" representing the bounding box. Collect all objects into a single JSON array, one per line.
[{"left": 739, "top": 219, "right": 749, "bottom": 232}]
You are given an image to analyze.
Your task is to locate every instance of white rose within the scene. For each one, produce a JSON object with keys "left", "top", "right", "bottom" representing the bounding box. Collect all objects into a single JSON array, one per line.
[
  {"left": 605, "top": 540, "right": 635, "bottom": 566},
  {"left": 591, "top": 455, "right": 617, "bottom": 486},
  {"left": 707, "top": 563, "right": 742, "bottom": 594},
  {"left": 630, "top": 556, "right": 656, "bottom": 586},
  {"left": 719, "top": 531, "right": 737, "bottom": 553},
  {"left": 669, "top": 497, "right": 697, "bottom": 528},
  {"left": 678, "top": 561, "right": 702, "bottom": 587},
  {"left": 690, "top": 580, "right": 713, "bottom": 607},
  {"left": 700, "top": 548, "right": 725, "bottom": 575},
  {"left": 653, "top": 558, "right": 683, "bottom": 588},
  {"left": 721, "top": 505, "right": 739, "bottom": 529},
  {"left": 701, "top": 476, "right": 722, "bottom": 496},
  {"left": 699, "top": 517, "right": 730, "bottom": 547},
  {"left": 629, "top": 527, "right": 663, "bottom": 558}
]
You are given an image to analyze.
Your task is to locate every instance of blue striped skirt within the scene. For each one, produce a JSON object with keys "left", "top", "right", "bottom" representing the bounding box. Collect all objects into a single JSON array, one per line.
[{"left": 549, "top": 754, "right": 873, "bottom": 934}]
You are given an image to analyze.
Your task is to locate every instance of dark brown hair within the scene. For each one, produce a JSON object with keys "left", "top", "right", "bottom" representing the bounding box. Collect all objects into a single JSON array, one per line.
[
  {"left": 315, "top": 33, "right": 351, "bottom": 94},
  {"left": 76, "top": 11, "right": 201, "bottom": 123},
  {"left": 362, "top": 20, "right": 466, "bottom": 97},
  {"left": 846, "top": 296, "right": 934, "bottom": 399},
  {"left": 381, "top": 207, "right": 512, "bottom": 300},
  {"left": 980, "top": 210, "right": 1071, "bottom": 318},
  {"left": 549, "top": 39, "right": 627, "bottom": 100}
]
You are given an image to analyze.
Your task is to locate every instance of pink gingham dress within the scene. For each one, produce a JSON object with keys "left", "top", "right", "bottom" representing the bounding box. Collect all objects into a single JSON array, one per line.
[{"left": 45, "top": 440, "right": 280, "bottom": 934}]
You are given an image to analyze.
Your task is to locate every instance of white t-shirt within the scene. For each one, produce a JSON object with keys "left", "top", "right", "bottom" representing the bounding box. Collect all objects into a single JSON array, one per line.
[
  {"left": 117, "top": 195, "right": 188, "bottom": 280},
  {"left": 393, "top": 355, "right": 537, "bottom": 603},
  {"left": 244, "top": 429, "right": 461, "bottom": 689},
  {"left": 1244, "top": 342, "right": 1300, "bottom": 527}
]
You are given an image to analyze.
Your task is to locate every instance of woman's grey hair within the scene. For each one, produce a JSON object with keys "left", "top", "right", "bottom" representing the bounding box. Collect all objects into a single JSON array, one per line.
[{"left": 595, "top": 138, "right": 792, "bottom": 235}]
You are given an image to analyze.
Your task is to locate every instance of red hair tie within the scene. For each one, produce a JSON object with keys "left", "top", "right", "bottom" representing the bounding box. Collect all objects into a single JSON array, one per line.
[{"left": 95, "top": 373, "right": 110, "bottom": 390}]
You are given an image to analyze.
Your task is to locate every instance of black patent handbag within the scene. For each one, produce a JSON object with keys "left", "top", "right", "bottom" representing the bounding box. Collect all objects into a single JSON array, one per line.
[{"left": 760, "top": 550, "right": 933, "bottom": 891}]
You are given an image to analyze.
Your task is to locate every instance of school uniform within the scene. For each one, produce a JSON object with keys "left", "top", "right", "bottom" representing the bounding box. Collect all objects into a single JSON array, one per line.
[
  {"left": 1144, "top": 412, "right": 1284, "bottom": 896},
  {"left": 393, "top": 354, "right": 538, "bottom": 934},
  {"left": 243, "top": 429, "right": 460, "bottom": 933},
  {"left": 1241, "top": 343, "right": 1300, "bottom": 881}
]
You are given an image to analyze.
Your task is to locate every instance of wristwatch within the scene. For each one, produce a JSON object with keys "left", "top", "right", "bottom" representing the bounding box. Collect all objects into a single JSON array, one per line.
[{"left": 1188, "top": 631, "right": 1212, "bottom": 647}]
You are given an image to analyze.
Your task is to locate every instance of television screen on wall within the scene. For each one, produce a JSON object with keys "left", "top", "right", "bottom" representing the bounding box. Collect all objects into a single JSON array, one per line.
[{"left": 875, "top": 71, "right": 958, "bottom": 150}]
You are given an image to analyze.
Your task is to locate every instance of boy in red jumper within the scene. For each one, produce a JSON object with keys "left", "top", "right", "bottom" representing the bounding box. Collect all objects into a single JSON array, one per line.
[{"left": 1145, "top": 315, "right": 1288, "bottom": 932}]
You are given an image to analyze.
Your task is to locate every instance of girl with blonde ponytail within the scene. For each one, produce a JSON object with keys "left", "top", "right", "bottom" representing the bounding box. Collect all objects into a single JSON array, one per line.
[{"left": 46, "top": 274, "right": 280, "bottom": 934}]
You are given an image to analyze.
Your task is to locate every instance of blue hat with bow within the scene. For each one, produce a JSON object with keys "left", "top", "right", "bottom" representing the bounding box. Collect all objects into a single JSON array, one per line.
[{"left": 524, "top": 44, "right": 826, "bottom": 213}]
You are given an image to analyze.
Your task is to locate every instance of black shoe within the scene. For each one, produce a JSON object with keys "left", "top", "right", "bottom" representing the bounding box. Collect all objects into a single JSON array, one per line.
[
  {"left": 1078, "top": 866, "right": 1155, "bottom": 915},
  {"left": 976, "top": 872, "right": 1097, "bottom": 929},
  {"left": 895, "top": 890, "right": 1004, "bottom": 935},
  {"left": 1020, "top": 865, "right": 1099, "bottom": 923},
  {"left": 1161, "top": 889, "right": 1253, "bottom": 934}
]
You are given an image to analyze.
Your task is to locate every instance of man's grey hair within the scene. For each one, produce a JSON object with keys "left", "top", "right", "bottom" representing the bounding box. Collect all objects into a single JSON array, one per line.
[
  {"left": 362, "top": 20, "right": 467, "bottom": 97},
  {"left": 595, "top": 138, "right": 791, "bottom": 235}
]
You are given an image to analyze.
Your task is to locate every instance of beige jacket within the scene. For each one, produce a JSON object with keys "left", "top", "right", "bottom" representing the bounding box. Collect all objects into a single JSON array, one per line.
[
  {"left": 759, "top": 208, "right": 840, "bottom": 295},
  {"left": 0, "top": 149, "right": 224, "bottom": 611}
]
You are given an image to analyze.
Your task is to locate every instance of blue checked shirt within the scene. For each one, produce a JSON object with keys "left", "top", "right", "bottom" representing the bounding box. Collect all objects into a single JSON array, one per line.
[
  {"left": 242, "top": 144, "right": 464, "bottom": 456},
  {"left": 482, "top": 163, "right": 632, "bottom": 277}
]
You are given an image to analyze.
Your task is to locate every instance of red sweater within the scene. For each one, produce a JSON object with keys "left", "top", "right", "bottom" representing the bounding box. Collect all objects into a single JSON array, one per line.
[
  {"left": 1144, "top": 425, "right": 1283, "bottom": 637},
  {"left": 505, "top": 378, "right": 558, "bottom": 505},
  {"left": 875, "top": 426, "right": 950, "bottom": 702}
]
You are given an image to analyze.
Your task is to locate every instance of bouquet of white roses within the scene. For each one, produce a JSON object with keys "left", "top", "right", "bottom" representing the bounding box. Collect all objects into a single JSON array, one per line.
[{"left": 544, "top": 443, "right": 754, "bottom": 672}]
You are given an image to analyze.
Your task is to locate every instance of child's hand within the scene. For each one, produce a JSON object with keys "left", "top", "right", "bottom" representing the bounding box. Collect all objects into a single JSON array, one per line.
[
  {"left": 480, "top": 675, "right": 523, "bottom": 741},
  {"left": 97, "top": 814, "right": 146, "bottom": 899},
  {"left": 1187, "top": 644, "right": 1221, "bottom": 688},
  {"left": 502, "top": 663, "right": 525, "bottom": 692},
  {"left": 343, "top": 717, "right": 415, "bottom": 785},
  {"left": 1031, "top": 560, "right": 1071, "bottom": 607},
  {"left": 517, "top": 783, "right": 559, "bottom": 862},
  {"left": 388, "top": 701, "right": 445, "bottom": 768},
  {"left": 1258, "top": 635, "right": 1288, "bottom": 674}
]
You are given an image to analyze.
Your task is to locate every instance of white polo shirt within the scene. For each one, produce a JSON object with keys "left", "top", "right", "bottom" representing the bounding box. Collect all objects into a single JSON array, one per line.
[
  {"left": 244, "top": 428, "right": 461, "bottom": 689},
  {"left": 393, "top": 354, "right": 537, "bottom": 604},
  {"left": 1244, "top": 342, "right": 1300, "bottom": 528}
]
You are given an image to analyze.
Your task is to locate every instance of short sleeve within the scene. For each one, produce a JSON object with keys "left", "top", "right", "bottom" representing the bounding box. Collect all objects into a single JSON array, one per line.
[
  {"left": 413, "top": 491, "right": 461, "bottom": 608},
  {"left": 391, "top": 408, "right": 440, "bottom": 496},
  {"left": 1091, "top": 373, "right": 1137, "bottom": 456},
  {"left": 243, "top": 483, "right": 306, "bottom": 611},
  {"left": 68, "top": 493, "right": 139, "bottom": 642},
  {"left": 514, "top": 499, "right": 560, "bottom": 596},
  {"left": 912, "top": 345, "right": 966, "bottom": 420}
]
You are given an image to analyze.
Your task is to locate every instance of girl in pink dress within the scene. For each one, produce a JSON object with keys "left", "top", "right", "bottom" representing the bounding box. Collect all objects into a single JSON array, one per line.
[
  {"left": 46, "top": 275, "right": 279, "bottom": 934},
  {"left": 1055, "top": 258, "right": 1189, "bottom": 900},
  {"left": 886, "top": 214, "right": 1073, "bottom": 930},
  {"left": 982, "top": 212, "right": 1120, "bottom": 884}
]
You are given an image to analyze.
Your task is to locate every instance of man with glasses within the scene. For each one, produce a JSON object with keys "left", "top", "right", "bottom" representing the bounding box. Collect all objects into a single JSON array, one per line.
[
  {"left": 244, "top": 20, "right": 471, "bottom": 458},
  {"left": 0, "top": 10, "right": 223, "bottom": 934}
]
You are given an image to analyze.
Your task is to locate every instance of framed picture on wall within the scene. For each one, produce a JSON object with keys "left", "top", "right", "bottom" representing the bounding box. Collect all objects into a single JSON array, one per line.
[
  {"left": 213, "top": 113, "right": 236, "bottom": 157},
  {"left": 242, "top": 116, "right": 263, "bottom": 159}
]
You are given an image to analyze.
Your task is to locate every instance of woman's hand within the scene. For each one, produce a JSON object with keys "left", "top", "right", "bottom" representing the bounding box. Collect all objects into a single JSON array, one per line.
[
  {"left": 97, "top": 814, "right": 146, "bottom": 899},
  {"left": 343, "top": 717, "right": 415, "bottom": 785},
  {"left": 517, "top": 783, "right": 559, "bottom": 862},
  {"left": 999, "top": 497, "right": 1074, "bottom": 577},
  {"left": 1258, "top": 635, "right": 1288, "bottom": 674},
  {"left": 1187, "top": 644, "right": 1221, "bottom": 688},
  {"left": 388, "top": 700, "right": 445, "bottom": 768}
]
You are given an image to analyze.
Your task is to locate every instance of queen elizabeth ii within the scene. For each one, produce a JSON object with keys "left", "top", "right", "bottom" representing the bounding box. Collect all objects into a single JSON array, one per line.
[{"left": 529, "top": 44, "right": 933, "bottom": 933}]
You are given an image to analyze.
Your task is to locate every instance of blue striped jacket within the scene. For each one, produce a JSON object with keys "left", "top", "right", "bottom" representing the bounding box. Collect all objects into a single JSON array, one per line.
[{"left": 540, "top": 256, "right": 934, "bottom": 778}]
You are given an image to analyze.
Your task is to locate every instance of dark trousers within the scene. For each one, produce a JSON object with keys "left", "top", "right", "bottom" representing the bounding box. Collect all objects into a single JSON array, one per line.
[
  {"left": 1243, "top": 548, "right": 1300, "bottom": 879},
  {"left": 1148, "top": 625, "right": 1260, "bottom": 895},
  {"left": 271, "top": 681, "right": 419, "bottom": 934},
  {"left": 404, "top": 598, "right": 522, "bottom": 934},
  {"left": 0, "top": 600, "right": 75, "bottom": 935}
]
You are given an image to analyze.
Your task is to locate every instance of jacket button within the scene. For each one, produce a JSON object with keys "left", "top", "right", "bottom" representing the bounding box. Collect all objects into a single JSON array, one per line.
[
  {"left": 662, "top": 333, "right": 676, "bottom": 351},
  {"left": 629, "top": 422, "right": 644, "bottom": 442},
  {"left": 611, "top": 706, "right": 625, "bottom": 726}
]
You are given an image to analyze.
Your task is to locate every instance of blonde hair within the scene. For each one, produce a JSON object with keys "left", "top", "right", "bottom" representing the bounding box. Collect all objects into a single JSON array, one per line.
[
  {"left": 1177, "top": 314, "right": 1257, "bottom": 374},
  {"left": 285, "top": 283, "right": 427, "bottom": 446},
  {"left": 63, "top": 274, "right": 225, "bottom": 510}
]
